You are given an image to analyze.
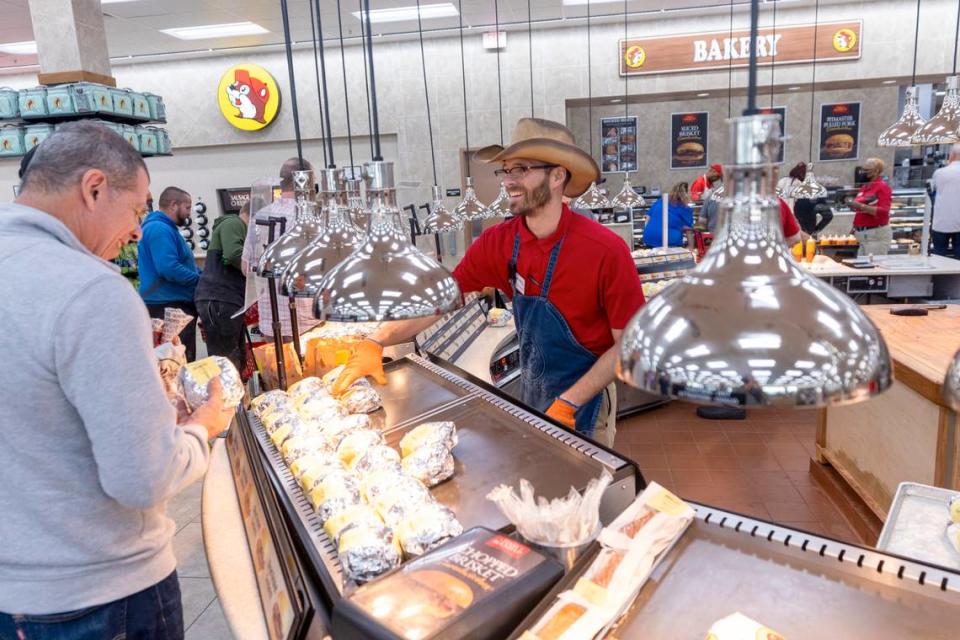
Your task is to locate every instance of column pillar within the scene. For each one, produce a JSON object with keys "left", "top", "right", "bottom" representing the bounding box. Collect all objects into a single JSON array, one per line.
[{"left": 28, "top": 0, "right": 115, "bottom": 86}]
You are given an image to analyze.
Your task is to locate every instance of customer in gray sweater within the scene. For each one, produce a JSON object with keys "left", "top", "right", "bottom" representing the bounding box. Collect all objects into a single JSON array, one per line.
[{"left": 0, "top": 121, "right": 234, "bottom": 639}]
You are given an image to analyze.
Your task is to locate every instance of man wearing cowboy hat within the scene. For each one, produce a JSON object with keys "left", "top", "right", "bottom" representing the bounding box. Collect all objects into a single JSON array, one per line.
[{"left": 332, "top": 118, "right": 644, "bottom": 445}]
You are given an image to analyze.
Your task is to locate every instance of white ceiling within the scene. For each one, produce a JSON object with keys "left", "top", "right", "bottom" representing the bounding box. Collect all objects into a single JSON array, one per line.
[{"left": 0, "top": 0, "right": 833, "bottom": 70}]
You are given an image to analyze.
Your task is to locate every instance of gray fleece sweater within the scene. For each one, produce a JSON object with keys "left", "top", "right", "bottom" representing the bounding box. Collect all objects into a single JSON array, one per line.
[{"left": 0, "top": 203, "right": 210, "bottom": 614}]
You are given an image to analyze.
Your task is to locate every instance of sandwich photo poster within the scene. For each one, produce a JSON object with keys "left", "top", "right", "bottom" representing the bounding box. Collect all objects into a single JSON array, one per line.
[
  {"left": 819, "top": 101, "right": 860, "bottom": 162},
  {"left": 600, "top": 116, "right": 638, "bottom": 173},
  {"left": 671, "top": 111, "right": 709, "bottom": 169}
]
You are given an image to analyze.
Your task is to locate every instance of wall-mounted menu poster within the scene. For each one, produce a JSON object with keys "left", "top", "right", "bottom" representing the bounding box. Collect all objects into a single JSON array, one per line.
[{"left": 600, "top": 116, "right": 638, "bottom": 173}]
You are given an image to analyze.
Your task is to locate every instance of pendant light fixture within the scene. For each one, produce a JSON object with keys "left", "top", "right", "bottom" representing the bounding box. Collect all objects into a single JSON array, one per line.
[
  {"left": 611, "top": 0, "right": 645, "bottom": 211},
  {"left": 487, "top": 0, "right": 513, "bottom": 219},
  {"left": 790, "top": 0, "right": 828, "bottom": 201},
  {"left": 411, "top": 0, "right": 461, "bottom": 235},
  {"left": 943, "top": 347, "right": 960, "bottom": 410},
  {"left": 314, "top": 0, "right": 462, "bottom": 323},
  {"left": 618, "top": 0, "right": 892, "bottom": 408},
  {"left": 708, "top": 0, "right": 736, "bottom": 205},
  {"left": 913, "top": 1, "right": 960, "bottom": 144},
  {"left": 879, "top": 0, "right": 927, "bottom": 146},
  {"left": 453, "top": 0, "right": 491, "bottom": 223},
  {"left": 573, "top": 0, "right": 611, "bottom": 211}
]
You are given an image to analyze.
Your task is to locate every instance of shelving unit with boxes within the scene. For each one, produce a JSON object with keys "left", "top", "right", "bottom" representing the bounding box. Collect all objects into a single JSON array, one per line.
[{"left": 0, "top": 83, "right": 170, "bottom": 158}]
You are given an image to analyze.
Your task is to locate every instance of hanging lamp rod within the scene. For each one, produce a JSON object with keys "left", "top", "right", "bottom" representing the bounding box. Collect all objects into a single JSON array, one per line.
[
  {"left": 494, "top": 0, "right": 504, "bottom": 145},
  {"left": 806, "top": 0, "right": 820, "bottom": 160},
  {"left": 416, "top": 0, "right": 440, "bottom": 188},
  {"left": 457, "top": 0, "right": 472, "bottom": 179},
  {"left": 362, "top": 0, "right": 383, "bottom": 161},
  {"left": 313, "top": 0, "right": 336, "bottom": 167},
  {"left": 279, "top": 0, "right": 304, "bottom": 169},
  {"left": 307, "top": 0, "right": 328, "bottom": 168},
  {"left": 336, "top": 0, "right": 356, "bottom": 170}
]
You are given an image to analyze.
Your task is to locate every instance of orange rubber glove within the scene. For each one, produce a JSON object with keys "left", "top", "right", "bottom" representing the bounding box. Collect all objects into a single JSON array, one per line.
[
  {"left": 331, "top": 339, "right": 386, "bottom": 396},
  {"left": 545, "top": 397, "right": 578, "bottom": 429}
]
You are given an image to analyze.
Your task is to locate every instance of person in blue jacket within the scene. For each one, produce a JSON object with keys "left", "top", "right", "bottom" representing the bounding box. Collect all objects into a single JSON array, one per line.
[
  {"left": 642, "top": 182, "right": 694, "bottom": 248},
  {"left": 138, "top": 186, "right": 201, "bottom": 360}
]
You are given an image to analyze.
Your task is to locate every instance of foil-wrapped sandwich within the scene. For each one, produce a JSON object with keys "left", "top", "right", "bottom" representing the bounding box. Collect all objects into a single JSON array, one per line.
[
  {"left": 324, "top": 365, "right": 374, "bottom": 392},
  {"left": 295, "top": 393, "right": 346, "bottom": 423},
  {"left": 290, "top": 452, "right": 342, "bottom": 486},
  {"left": 338, "top": 524, "right": 402, "bottom": 583},
  {"left": 336, "top": 430, "right": 385, "bottom": 466},
  {"left": 323, "top": 505, "right": 384, "bottom": 545},
  {"left": 402, "top": 443, "right": 455, "bottom": 488},
  {"left": 372, "top": 475, "right": 433, "bottom": 527},
  {"left": 399, "top": 422, "right": 458, "bottom": 458},
  {"left": 281, "top": 434, "right": 333, "bottom": 465},
  {"left": 251, "top": 390, "right": 291, "bottom": 418},
  {"left": 351, "top": 445, "right": 402, "bottom": 478},
  {"left": 361, "top": 468, "right": 407, "bottom": 504},
  {"left": 309, "top": 469, "right": 362, "bottom": 523},
  {"left": 178, "top": 356, "right": 244, "bottom": 411},
  {"left": 268, "top": 414, "right": 313, "bottom": 448},
  {"left": 339, "top": 386, "right": 382, "bottom": 414},
  {"left": 287, "top": 376, "right": 327, "bottom": 401},
  {"left": 395, "top": 502, "right": 463, "bottom": 556},
  {"left": 259, "top": 406, "right": 298, "bottom": 434},
  {"left": 323, "top": 414, "right": 374, "bottom": 449}
]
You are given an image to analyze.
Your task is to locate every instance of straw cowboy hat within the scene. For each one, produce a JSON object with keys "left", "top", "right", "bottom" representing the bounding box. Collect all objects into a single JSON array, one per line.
[{"left": 475, "top": 118, "right": 600, "bottom": 198}]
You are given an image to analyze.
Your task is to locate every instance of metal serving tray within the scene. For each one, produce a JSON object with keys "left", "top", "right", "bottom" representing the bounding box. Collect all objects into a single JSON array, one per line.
[
  {"left": 245, "top": 354, "right": 640, "bottom": 599},
  {"left": 609, "top": 504, "right": 960, "bottom": 639},
  {"left": 877, "top": 481, "right": 960, "bottom": 571}
]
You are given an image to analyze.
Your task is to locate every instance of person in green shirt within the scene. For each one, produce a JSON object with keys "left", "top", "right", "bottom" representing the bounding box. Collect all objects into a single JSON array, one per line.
[{"left": 194, "top": 202, "right": 250, "bottom": 371}]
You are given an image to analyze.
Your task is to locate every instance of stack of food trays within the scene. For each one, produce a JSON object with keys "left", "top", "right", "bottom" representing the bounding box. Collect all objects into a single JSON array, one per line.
[
  {"left": 249, "top": 371, "right": 464, "bottom": 584},
  {"left": 631, "top": 248, "right": 697, "bottom": 284}
]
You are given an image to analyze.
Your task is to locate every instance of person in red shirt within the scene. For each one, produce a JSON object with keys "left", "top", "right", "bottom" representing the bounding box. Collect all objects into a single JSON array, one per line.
[
  {"left": 332, "top": 118, "right": 645, "bottom": 446},
  {"left": 847, "top": 157, "right": 893, "bottom": 256},
  {"left": 779, "top": 197, "right": 803, "bottom": 246},
  {"left": 690, "top": 163, "right": 723, "bottom": 201}
]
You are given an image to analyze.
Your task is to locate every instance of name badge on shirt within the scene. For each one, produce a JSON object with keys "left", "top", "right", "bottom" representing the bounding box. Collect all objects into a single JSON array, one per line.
[{"left": 514, "top": 273, "right": 526, "bottom": 296}]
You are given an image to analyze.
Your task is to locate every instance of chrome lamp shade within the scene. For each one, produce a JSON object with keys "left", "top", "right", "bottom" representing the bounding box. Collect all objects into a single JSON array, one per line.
[
  {"left": 487, "top": 181, "right": 513, "bottom": 218},
  {"left": 878, "top": 86, "right": 927, "bottom": 147},
  {"left": 573, "top": 181, "right": 612, "bottom": 210},
  {"left": 611, "top": 175, "right": 646, "bottom": 209},
  {"left": 454, "top": 176, "right": 492, "bottom": 221},
  {"left": 618, "top": 113, "right": 892, "bottom": 407},
  {"left": 314, "top": 161, "right": 463, "bottom": 322},
  {"left": 791, "top": 165, "right": 829, "bottom": 200},
  {"left": 913, "top": 76, "right": 960, "bottom": 145},
  {"left": 255, "top": 171, "right": 323, "bottom": 277},
  {"left": 424, "top": 185, "right": 463, "bottom": 233},
  {"left": 943, "top": 347, "right": 960, "bottom": 411}
]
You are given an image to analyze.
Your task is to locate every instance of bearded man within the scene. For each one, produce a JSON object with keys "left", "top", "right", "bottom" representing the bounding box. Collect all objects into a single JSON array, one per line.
[{"left": 331, "top": 118, "right": 645, "bottom": 446}]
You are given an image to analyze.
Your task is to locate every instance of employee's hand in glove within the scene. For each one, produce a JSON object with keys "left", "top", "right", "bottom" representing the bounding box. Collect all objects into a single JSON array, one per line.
[
  {"left": 332, "top": 339, "right": 386, "bottom": 396},
  {"left": 545, "top": 397, "right": 578, "bottom": 430},
  {"left": 189, "top": 378, "right": 236, "bottom": 440}
]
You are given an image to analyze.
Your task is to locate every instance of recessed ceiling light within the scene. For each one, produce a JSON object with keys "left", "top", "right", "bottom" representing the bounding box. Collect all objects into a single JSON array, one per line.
[
  {"left": 882, "top": 79, "right": 898, "bottom": 85},
  {"left": 0, "top": 40, "right": 37, "bottom": 55},
  {"left": 697, "top": 92, "right": 710, "bottom": 97},
  {"left": 161, "top": 21, "right": 268, "bottom": 40},
  {"left": 788, "top": 86, "right": 801, "bottom": 91},
  {"left": 352, "top": 3, "right": 458, "bottom": 23}
]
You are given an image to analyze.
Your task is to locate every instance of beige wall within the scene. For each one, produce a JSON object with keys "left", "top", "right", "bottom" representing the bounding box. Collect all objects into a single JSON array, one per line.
[{"left": 0, "top": 0, "right": 953, "bottom": 211}]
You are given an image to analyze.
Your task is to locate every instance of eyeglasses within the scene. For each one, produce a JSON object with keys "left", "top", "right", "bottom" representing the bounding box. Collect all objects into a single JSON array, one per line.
[{"left": 493, "top": 164, "right": 558, "bottom": 179}]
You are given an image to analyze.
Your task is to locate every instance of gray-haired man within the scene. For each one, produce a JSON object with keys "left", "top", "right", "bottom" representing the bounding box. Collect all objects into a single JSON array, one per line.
[{"left": 0, "top": 121, "right": 234, "bottom": 639}]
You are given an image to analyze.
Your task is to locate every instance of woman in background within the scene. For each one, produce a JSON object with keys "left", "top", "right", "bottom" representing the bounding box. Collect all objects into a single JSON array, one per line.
[{"left": 642, "top": 182, "right": 694, "bottom": 248}]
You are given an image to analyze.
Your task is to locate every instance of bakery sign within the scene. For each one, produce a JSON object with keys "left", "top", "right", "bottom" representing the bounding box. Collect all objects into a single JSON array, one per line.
[{"left": 619, "top": 20, "right": 861, "bottom": 76}]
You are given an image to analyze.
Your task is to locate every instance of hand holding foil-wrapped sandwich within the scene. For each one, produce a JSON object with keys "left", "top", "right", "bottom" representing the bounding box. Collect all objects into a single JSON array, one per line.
[{"left": 177, "top": 356, "right": 243, "bottom": 440}]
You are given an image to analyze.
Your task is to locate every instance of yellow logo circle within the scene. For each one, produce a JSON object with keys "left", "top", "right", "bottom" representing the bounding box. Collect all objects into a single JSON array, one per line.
[
  {"left": 832, "top": 28, "right": 857, "bottom": 53},
  {"left": 218, "top": 64, "right": 281, "bottom": 131},
  {"left": 624, "top": 45, "right": 646, "bottom": 69}
]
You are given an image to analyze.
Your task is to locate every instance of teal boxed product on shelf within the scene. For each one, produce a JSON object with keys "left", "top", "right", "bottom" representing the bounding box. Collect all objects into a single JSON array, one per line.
[
  {"left": 155, "top": 128, "right": 171, "bottom": 154},
  {"left": 0, "top": 125, "right": 25, "bottom": 156},
  {"left": 0, "top": 88, "right": 19, "bottom": 119},
  {"left": 137, "top": 126, "right": 157, "bottom": 155},
  {"left": 129, "top": 90, "right": 150, "bottom": 121},
  {"left": 45, "top": 85, "right": 77, "bottom": 116},
  {"left": 96, "top": 119, "right": 123, "bottom": 136},
  {"left": 18, "top": 87, "right": 48, "bottom": 119},
  {"left": 71, "top": 82, "right": 113, "bottom": 114},
  {"left": 110, "top": 88, "right": 133, "bottom": 117},
  {"left": 23, "top": 123, "right": 54, "bottom": 148},
  {"left": 121, "top": 124, "right": 140, "bottom": 151},
  {"left": 144, "top": 92, "right": 166, "bottom": 121}
]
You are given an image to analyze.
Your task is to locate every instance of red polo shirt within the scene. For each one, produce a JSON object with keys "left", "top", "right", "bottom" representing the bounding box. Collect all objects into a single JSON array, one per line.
[
  {"left": 853, "top": 178, "right": 892, "bottom": 228},
  {"left": 453, "top": 205, "right": 645, "bottom": 356},
  {"left": 779, "top": 198, "right": 801, "bottom": 239}
]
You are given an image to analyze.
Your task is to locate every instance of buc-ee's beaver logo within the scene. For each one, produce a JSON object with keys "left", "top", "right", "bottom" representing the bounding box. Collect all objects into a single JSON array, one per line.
[
  {"left": 624, "top": 44, "right": 646, "bottom": 69},
  {"left": 832, "top": 28, "right": 857, "bottom": 53},
  {"left": 218, "top": 64, "right": 281, "bottom": 131}
]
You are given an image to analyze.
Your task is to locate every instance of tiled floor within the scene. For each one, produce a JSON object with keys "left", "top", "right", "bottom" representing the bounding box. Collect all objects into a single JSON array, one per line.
[
  {"left": 611, "top": 400, "right": 864, "bottom": 545},
  {"left": 168, "top": 481, "right": 233, "bottom": 638}
]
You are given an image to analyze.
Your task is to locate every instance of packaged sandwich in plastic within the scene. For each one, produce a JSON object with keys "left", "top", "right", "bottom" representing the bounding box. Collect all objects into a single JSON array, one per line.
[
  {"left": 295, "top": 392, "right": 346, "bottom": 423},
  {"left": 396, "top": 502, "right": 464, "bottom": 556},
  {"left": 290, "top": 452, "right": 343, "bottom": 487},
  {"left": 351, "top": 445, "right": 402, "bottom": 478},
  {"left": 373, "top": 475, "right": 433, "bottom": 527},
  {"left": 324, "top": 505, "right": 384, "bottom": 545},
  {"left": 599, "top": 481, "right": 695, "bottom": 552},
  {"left": 522, "top": 592, "right": 607, "bottom": 640},
  {"left": 336, "top": 429, "right": 385, "bottom": 466},
  {"left": 339, "top": 385, "right": 382, "bottom": 414},
  {"left": 251, "top": 390, "right": 291, "bottom": 418},
  {"left": 399, "top": 421, "right": 458, "bottom": 457},
  {"left": 338, "top": 524, "right": 402, "bottom": 583},
  {"left": 309, "top": 469, "right": 362, "bottom": 522},
  {"left": 402, "top": 443, "right": 455, "bottom": 488},
  {"left": 287, "top": 377, "right": 328, "bottom": 403},
  {"left": 281, "top": 434, "right": 334, "bottom": 465},
  {"left": 178, "top": 356, "right": 244, "bottom": 411},
  {"left": 706, "top": 613, "right": 786, "bottom": 640},
  {"left": 323, "top": 413, "right": 375, "bottom": 449}
]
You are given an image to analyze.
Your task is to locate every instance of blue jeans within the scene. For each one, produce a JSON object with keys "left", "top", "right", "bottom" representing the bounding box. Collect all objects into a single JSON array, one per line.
[
  {"left": 932, "top": 230, "right": 960, "bottom": 260},
  {"left": 0, "top": 571, "right": 183, "bottom": 640}
]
